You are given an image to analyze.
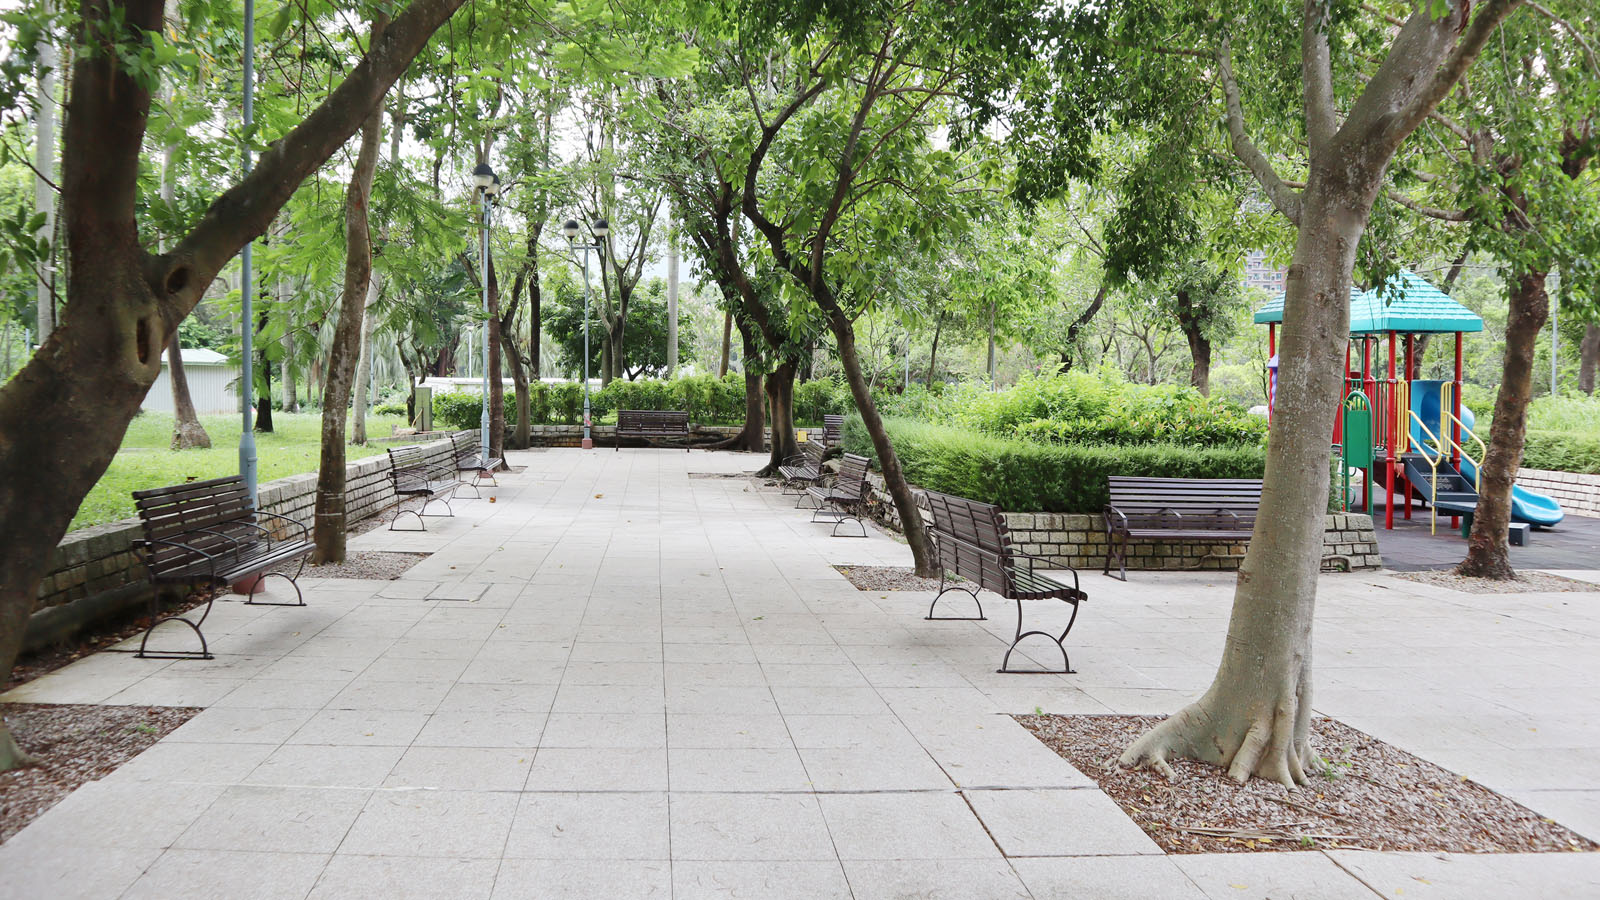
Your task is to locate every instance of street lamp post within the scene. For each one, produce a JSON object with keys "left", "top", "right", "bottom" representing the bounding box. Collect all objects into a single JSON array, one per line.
[
  {"left": 473, "top": 164, "right": 500, "bottom": 460},
  {"left": 562, "top": 218, "right": 609, "bottom": 449}
]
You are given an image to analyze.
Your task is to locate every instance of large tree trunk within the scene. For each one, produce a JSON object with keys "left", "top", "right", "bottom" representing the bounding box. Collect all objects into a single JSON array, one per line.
[
  {"left": 718, "top": 311, "right": 732, "bottom": 376},
  {"left": 501, "top": 267, "right": 531, "bottom": 450},
  {"left": 718, "top": 319, "right": 766, "bottom": 452},
  {"left": 759, "top": 360, "right": 799, "bottom": 475},
  {"left": 0, "top": 0, "right": 465, "bottom": 771},
  {"left": 925, "top": 312, "right": 943, "bottom": 385},
  {"left": 827, "top": 309, "right": 937, "bottom": 576},
  {"left": 1121, "top": 190, "right": 1363, "bottom": 787},
  {"left": 166, "top": 335, "right": 211, "bottom": 449},
  {"left": 1579, "top": 324, "right": 1600, "bottom": 395},
  {"left": 1174, "top": 289, "right": 1212, "bottom": 396},
  {"left": 312, "top": 15, "right": 387, "bottom": 564},
  {"left": 1457, "top": 269, "right": 1547, "bottom": 579},
  {"left": 350, "top": 274, "right": 380, "bottom": 444}
]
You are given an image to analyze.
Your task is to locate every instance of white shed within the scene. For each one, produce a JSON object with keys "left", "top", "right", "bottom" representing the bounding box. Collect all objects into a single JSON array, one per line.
[{"left": 142, "top": 348, "right": 240, "bottom": 415}]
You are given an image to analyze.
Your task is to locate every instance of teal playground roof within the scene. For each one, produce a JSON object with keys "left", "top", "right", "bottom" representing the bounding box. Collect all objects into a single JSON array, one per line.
[{"left": 1252, "top": 270, "right": 1484, "bottom": 334}]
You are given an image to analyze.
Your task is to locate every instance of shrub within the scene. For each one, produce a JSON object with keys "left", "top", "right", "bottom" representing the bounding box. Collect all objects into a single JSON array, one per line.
[
  {"left": 531, "top": 384, "right": 551, "bottom": 425},
  {"left": 550, "top": 383, "right": 583, "bottom": 425},
  {"left": 432, "top": 391, "right": 483, "bottom": 431},
  {"left": 794, "top": 377, "right": 855, "bottom": 424},
  {"left": 1521, "top": 430, "right": 1600, "bottom": 475},
  {"left": 373, "top": 401, "right": 407, "bottom": 418},
  {"left": 843, "top": 416, "right": 1268, "bottom": 513}
]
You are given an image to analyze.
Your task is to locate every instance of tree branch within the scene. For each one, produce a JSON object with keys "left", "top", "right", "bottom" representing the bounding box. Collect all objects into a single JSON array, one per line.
[
  {"left": 1303, "top": 0, "right": 1338, "bottom": 152},
  {"left": 1217, "top": 39, "right": 1302, "bottom": 225},
  {"left": 1525, "top": 0, "right": 1598, "bottom": 72},
  {"left": 1385, "top": 188, "right": 1471, "bottom": 220}
]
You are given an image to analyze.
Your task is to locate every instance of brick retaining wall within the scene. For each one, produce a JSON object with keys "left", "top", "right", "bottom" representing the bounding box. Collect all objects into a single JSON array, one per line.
[{"left": 1514, "top": 468, "right": 1600, "bottom": 519}]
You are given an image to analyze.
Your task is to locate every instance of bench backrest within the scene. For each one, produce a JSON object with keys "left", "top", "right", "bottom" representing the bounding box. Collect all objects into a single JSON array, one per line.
[
  {"left": 802, "top": 438, "right": 826, "bottom": 466},
  {"left": 617, "top": 409, "right": 689, "bottom": 432},
  {"left": 388, "top": 441, "right": 456, "bottom": 492},
  {"left": 1106, "top": 476, "right": 1263, "bottom": 529},
  {"left": 835, "top": 453, "right": 870, "bottom": 497},
  {"left": 823, "top": 414, "right": 844, "bottom": 447},
  {"left": 450, "top": 430, "right": 480, "bottom": 461},
  {"left": 133, "top": 475, "right": 257, "bottom": 575},
  {"left": 922, "top": 489, "right": 1014, "bottom": 596}
]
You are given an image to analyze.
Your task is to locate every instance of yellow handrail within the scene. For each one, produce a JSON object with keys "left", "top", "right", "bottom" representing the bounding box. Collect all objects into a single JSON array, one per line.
[
  {"left": 1407, "top": 410, "right": 1447, "bottom": 534},
  {"left": 1440, "top": 410, "right": 1487, "bottom": 490}
]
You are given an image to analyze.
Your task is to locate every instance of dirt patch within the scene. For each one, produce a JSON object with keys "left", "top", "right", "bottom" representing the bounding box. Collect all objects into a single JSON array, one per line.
[
  {"left": 1392, "top": 569, "right": 1600, "bottom": 594},
  {"left": 291, "top": 551, "right": 428, "bottom": 581},
  {"left": 0, "top": 703, "right": 200, "bottom": 843},
  {"left": 1016, "top": 714, "right": 1595, "bottom": 855},
  {"left": 834, "top": 565, "right": 958, "bottom": 592}
]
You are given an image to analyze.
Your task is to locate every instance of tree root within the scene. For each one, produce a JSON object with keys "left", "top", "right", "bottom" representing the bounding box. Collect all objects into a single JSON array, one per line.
[
  {"left": 0, "top": 724, "right": 37, "bottom": 773},
  {"left": 1119, "top": 698, "right": 1311, "bottom": 788}
]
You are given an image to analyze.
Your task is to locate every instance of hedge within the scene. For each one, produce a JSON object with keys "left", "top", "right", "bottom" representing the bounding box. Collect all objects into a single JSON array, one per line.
[
  {"left": 1521, "top": 430, "right": 1600, "bottom": 475},
  {"left": 843, "top": 416, "right": 1268, "bottom": 513}
]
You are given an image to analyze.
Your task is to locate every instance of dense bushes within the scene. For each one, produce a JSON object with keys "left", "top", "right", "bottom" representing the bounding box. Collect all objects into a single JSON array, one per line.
[
  {"left": 432, "top": 391, "right": 484, "bottom": 430},
  {"left": 843, "top": 416, "right": 1268, "bottom": 513},
  {"left": 1521, "top": 430, "right": 1600, "bottom": 475}
]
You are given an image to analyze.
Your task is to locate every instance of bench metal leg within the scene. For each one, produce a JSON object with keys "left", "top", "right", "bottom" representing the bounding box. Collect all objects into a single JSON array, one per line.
[
  {"left": 926, "top": 569, "right": 984, "bottom": 621},
  {"left": 456, "top": 477, "right": 483, "bottom": 499},
  {"left": 1102, "top": 530, "right": 1128, "bottom": 581},
  {"left": 830, "top": 513, "right": 867, "bottom": 538},
  {"left": 998, "top": 597, "right": 1082, "bottom": 675},
  {"left": 419, "top": 495, "right": 455, "bottom": 519},
  {"left": 390, "top": 507, "right": 427, "bottom": 531},
  {"left": 136, "top": 595, "right": 215, "bottom": 661},
  {"left": 246, "top": 557, "right": 307, "bottom": 607}
]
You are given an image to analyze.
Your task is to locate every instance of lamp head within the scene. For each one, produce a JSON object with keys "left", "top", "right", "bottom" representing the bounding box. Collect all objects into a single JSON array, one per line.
[
  {"left": 485, "top": 175, "right": 501, "bottom": 200},
  {"left": 472, "top": 163, "right": 495, "bottom": 189},
  {"left": 591, "top": 218, "right": 609, "bottom": 239},
  {"left": 562, "top": 219, "right": 581, "bottom": 242}
]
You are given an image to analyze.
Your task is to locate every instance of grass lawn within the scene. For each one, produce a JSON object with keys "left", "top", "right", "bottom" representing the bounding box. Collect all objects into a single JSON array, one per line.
[{"left": 73, "top": 411, "right": 406, "bottom": 531}]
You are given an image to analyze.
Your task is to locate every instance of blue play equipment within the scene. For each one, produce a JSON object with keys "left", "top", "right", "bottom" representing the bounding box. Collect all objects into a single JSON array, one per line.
[{"left": 1408, "top": 380, "right": 1564, "bottom": 527}]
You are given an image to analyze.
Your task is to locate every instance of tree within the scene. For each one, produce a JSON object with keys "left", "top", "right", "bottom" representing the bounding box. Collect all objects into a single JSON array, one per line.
[
  {"left": 1071, "top": 0, "right": 1525, "bottom": 785},
  {"left": 1380, "top": 5, "right": 1599, "bottom": 579},
  {"left": 313, "top": 14, "right": 389, "bottom": 565},
  {"left": 0, "top": 0, "right": 469, "bottom": 771}
]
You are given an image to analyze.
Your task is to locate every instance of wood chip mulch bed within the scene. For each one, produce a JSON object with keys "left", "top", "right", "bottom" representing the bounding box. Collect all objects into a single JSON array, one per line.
[
  {"left": 1392, "top": 569, "right": 1600, "bottom": 594},
  {"left": 285, "top": 550, "right": 429, "bottom": 581},
  {"left": 1016, "top": 713, "right": 1596, "bottom": 855},
  {"left": 834, "top": 565, "right": 959, "bottom": 592},
  {"left": 0, "top": 703, "right": 200, "bottom": 843}
]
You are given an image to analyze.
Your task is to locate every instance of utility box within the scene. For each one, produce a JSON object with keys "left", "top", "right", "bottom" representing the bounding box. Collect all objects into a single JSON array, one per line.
[{"left": 415, "top": 386, "right": 432, "bottom": 432}]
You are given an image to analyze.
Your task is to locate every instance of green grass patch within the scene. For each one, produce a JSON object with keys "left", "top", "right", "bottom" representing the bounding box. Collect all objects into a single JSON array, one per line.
[{"left": 73, "top": 411, "right": 405, "bottom": 531}]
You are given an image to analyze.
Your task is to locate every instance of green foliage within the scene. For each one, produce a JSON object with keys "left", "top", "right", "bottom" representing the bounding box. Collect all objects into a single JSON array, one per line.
[
  {"left": 794, "top": 377, "right": 855, "bottom": 424},
  {"left": 1521, "top": 431, "right": 1600, "bottom": 476},
  {"left": 373, "top": 401, "right": 407, "bottom": 418},
  {"left": 432, "top": 391, "right": 484, "bottom": 431},
  {"left": 844, "top": 416, "right": 1267, "bottom": 513}
]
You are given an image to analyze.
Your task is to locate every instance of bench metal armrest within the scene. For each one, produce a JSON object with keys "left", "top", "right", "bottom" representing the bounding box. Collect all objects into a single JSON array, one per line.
[
  {"left": 187, "top": 525, "right": 247, "bottom": 555},
  {"left": 1157, "top": 507, "right": 1183, "bottom": 520},
  {"left": 255, "top": 510, "right": 310, "bottom": 543},
  {"left": 1104, "top": 505, "right": 1128, "bottom": 530},
  {"left": 1010, "top": 551, "right": 1081, "bottom": 595}
]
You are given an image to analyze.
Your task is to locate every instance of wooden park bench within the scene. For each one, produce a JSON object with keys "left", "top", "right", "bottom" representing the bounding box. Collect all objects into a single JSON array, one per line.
[
  {"left": 822, "top": 414, "right": 844, "bottom": 448},
  {"left": 449, "top": 430, "right": 502, "bottom": 497},
  {"left": 1102, "top": 476, "right": 1263, "bottom": 581},
  {"left": 131, "top": 475, "right": 312, "bottom": 659},
  {"left": 387, "top": 441, "right": 460, "bottom": 531},
  {"left": 807, "top": 452, "right": 872, "bottom": 537},
  {"left": 616, "top": 409, "right": 691, "bottom": 450},
  {"left": 779, "top": 438, "right": 828, "bottom": 506},
  {"left": 922, "top": 489, "right": 1087, "bottom": 674}
]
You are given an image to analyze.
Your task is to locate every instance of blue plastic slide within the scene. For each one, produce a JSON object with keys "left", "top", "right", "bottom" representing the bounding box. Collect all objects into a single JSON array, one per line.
[{"left": 1409, "top": 381, "right": 1564, "bottom": 527}]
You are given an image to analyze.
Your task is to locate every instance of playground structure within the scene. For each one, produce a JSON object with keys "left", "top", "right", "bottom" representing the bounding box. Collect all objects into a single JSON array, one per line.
[{"left": 1255, "top": 270, "right": 1564, "bottom": 535}]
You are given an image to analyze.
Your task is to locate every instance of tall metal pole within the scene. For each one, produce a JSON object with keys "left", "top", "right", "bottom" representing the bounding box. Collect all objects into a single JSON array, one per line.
[
  {"left": 238, "top": 0, "right": 258, "bottom": 505},
  {"left": 581, "top": 247, "right": 593, "bottom": 449},
  {"left": 1552, "top": 299, "right": 1559, "bottom": 396},
  {"left": 666, "top": 227, "right": 679, "bottom": 377},
  {"left": 480, "top": 193, "right": 491, "bottom": 456}
]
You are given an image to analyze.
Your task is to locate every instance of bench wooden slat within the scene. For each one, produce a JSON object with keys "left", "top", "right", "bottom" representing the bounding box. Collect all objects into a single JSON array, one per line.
[{"left": 616, "top": 410, "right": 691, "bottom": 450}]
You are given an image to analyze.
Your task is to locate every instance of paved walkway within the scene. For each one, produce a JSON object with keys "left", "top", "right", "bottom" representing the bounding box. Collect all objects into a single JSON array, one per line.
[{"left": 4, "top": 449, "right": 1599, "bottom": 898}]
